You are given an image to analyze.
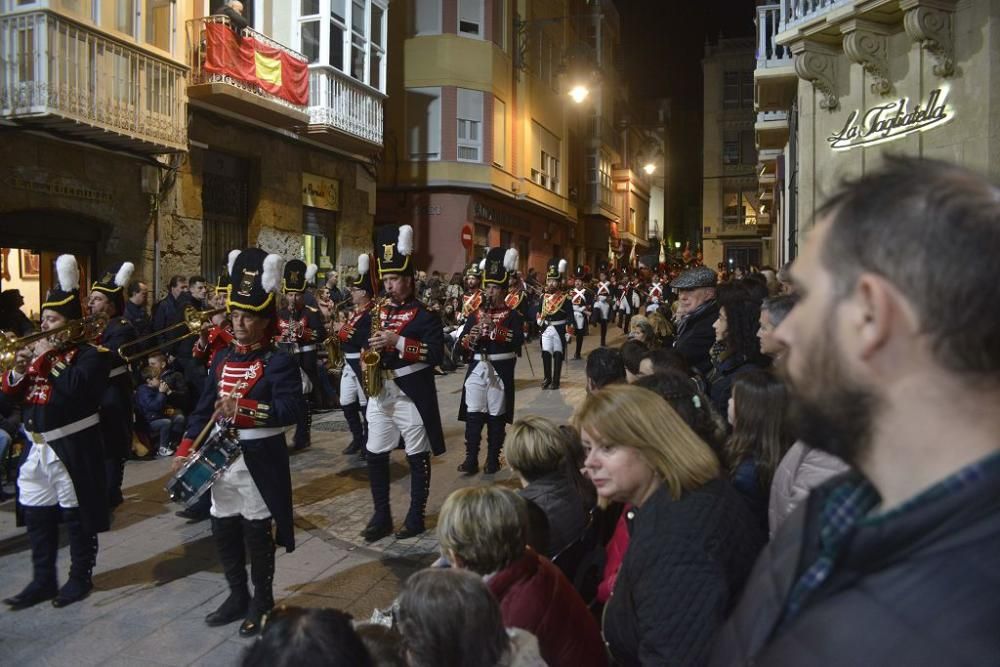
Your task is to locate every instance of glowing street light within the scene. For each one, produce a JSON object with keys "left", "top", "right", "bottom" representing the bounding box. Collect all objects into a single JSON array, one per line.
[
  {"left": 642, "top": 161, "right": 656, "bottom": 175},
  {"left": 568, "top": 85, "right": 590, "bottom": 104}
]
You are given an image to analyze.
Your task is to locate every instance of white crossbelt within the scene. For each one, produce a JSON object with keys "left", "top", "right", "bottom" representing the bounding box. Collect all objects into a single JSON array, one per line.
[
  {"left": 237, "top": 426, "right": 292, "bottom": 440},
  {"left": 544, "top": 319, "right": 567, "bottom": 326},
  {"left": 344, "top": 352, "right": 361, "bottom": 359},
  {"left": 389, "top": 362, "right": 429, "bottom": 379},
  {"left": 473, "top": 352, "right": 516, "bottom": 361},
  {"left": 108, "top": 366, "right": 127, "bottom": 378},
  {"left": 26, "top": 413, "right": 100, "bottom": 445}
]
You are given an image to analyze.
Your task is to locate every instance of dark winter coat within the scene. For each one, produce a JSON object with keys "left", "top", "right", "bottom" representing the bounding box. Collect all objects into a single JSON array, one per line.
[
  {"left": 98, "top": 316, "right": 137, "bottom": 459},
  {"left": 710, "top": 460, "right": 1000, "bottom": 667},
  {"left": 135, "top": 384, "right": 168, "bottom": 424},
  {"left": 519, "top": 472, "right": 589, "bottom": 559},
  {"left": 489, "top": 548, "right": 608, "bottom": 667},
  {"left": 602, "top": 480, "right": 764, "bottom": 666},
  {"left": 673, "top": 300, "right": 720, "bottom": 377}
]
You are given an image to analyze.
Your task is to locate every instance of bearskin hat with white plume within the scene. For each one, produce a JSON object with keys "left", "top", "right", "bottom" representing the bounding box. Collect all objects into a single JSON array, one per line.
[
  {"left": 546, "top": 257, "right": 568, "bottom": 281},
  {"left": 483, "top": 247, "right": 518, "bottom": 286},
  {"left": 91, "top": 261, "right": 135, "bottom": 315},
  {"left": 227, "top": 248, "right": 284, "bottom": 321},
  {"left": 375, "top": 224, "right": 415, "bottom": 277},
  {"left": 41, "top": 254, "right": 84, "bottom": 320},
  {"left": 282, "top": 259, "right": 310, "bottom": 294},
  {"left": 349, "top": 253, "right": 375, "bottom": 295}
]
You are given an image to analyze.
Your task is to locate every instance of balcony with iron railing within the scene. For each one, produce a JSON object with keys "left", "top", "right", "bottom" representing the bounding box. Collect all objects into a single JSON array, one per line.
[
  {"left": 0, "top": 9, "right": 187, "bottom": 153},
  {"left": 304, "top": 65, "right": 385, "bottom": 150},
  {"left": 754, "top": 4, "right": 797, "bottom": 112},
  {"left": 186, "top": 16, "right": 309, "bottom": 128}
]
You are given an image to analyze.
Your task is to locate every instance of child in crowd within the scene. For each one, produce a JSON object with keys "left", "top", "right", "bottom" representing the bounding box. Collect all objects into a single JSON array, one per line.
[{"left": 135, "top": 366, "right": 186, "bottom": 457}]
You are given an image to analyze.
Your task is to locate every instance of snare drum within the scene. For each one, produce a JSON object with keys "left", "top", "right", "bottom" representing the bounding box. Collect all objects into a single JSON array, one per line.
[{"left": 166, "top": 425, "right": 242, "bottom": 507}]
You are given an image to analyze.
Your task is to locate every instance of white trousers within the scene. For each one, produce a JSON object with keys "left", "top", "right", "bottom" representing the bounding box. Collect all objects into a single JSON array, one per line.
[
  {"left": 541, "top": 325, "right": 565, "bottom": 354},
  {"left": 594, "top": 297, "right": 610, "bottom": 320},
  {"left": 366, "top": 380, "right": 430, "bottom": 456},
  {"left": 573, "top": 306, "right": 587, "bottom": 330},
  {"left": 210, "top": 454, "right": 271, "bottom": 520},
  {"left": 340, "top": 363, "right": 367, "bottom": 406},
  {"left": 646, "top": 302, "right": 661, "bottom": 314},
  {"left": 18, "top": 442, "right": 78, "bottom": 508},
  {"left": 464, "top": 361, "right": 506, "bottom": 416}
]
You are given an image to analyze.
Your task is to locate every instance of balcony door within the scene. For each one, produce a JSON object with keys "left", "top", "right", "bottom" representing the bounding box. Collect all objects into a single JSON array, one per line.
[{"left": 201, "top": 151, "right": 249, "bottom": 285}]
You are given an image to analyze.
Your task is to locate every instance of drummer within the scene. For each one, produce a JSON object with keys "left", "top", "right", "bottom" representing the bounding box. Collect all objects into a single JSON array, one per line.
[{"left": 172, "top": 248, "right": 303, "bottom": 637}]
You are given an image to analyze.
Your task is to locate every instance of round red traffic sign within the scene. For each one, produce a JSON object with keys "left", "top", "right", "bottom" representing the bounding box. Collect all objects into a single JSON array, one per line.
[{"left": 461, "top": 224, "right": 474, "bottom": 249}]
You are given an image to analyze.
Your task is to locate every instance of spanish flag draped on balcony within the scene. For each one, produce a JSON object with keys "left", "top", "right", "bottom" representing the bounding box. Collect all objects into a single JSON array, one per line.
[{"left": 203, "top": 21, "right": 308, "bottom": 107}]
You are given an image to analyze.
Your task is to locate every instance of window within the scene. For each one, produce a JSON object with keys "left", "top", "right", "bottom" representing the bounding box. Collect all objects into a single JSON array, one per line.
[
  {"left": 531, "top": 121, "right": 560, "bottom": 193},
  {"left": 493, "top": 97, "right": 506, "bottom": 167},
  {"left": 412, "top": 0, "right": 441, "bottom": 35},
  {"left": 297, "top": 0, "right": 386, "bottom": 91},
  {"left": 474, "top": 223, "right": 490, "bottom": 261},
  {"left": 740, "top": 129, "right": 756, "bottom": 165},
  {"left": 723, "top": 130, "right": 739, "bottom": 166},
  {"left": 741, "top": 71, "right": 754, "bottom": 109},
  {"left": 723, "top": 190, "right": 759, "bottom": 227},
  {"left": 586, "top": 149, "right": 613, "bottom": 208},
  {"left": 500, "top": 230, "right": 513, "bottom": 250},
  {"left": 143, "top": 0, "right": 172, "bottom": 53},
  {"left": 407, "top": 87, "right": 441, "bottom": 160},
  {"left": 723, "top": 72, "right": 739, "bottom": 110},
  {"left": 491, "top": 0, "right": 506, "bottom": 51},
  {"left": 457, "top": 88, "right": 484, "bottom": 162},
  {"left": 459, "top": 0, "right": 483, "bottom": 37}
]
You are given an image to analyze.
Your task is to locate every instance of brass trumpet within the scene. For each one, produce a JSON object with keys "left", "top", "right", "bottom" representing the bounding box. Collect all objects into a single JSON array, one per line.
[
  {"left": 0, "top": 313, "right": 108, "bottom": 373},
  {"left": 118, "top": 306, "right": 226, "bottom": 363}
]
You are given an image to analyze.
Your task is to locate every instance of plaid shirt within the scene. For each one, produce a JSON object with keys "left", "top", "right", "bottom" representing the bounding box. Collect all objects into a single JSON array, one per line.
[{"left": 779, "top": 450, "right": 1000, "bottom": 627}]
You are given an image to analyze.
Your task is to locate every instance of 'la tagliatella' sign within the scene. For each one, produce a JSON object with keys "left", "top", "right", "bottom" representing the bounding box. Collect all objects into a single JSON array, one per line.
[{"left": 827, "top": 88, "right": 953, "bottom": 151}]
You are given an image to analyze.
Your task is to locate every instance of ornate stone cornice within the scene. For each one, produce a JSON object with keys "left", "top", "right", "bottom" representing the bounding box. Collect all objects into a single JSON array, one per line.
[
  {"left": 841, "top": 20, "right": 892, "bottom": 96},
  {"left": 791, "top": 41, "right": 840, "bottom": 111},
  {"left": 901, "top": 0, "right": 957, "bottom": 78}
]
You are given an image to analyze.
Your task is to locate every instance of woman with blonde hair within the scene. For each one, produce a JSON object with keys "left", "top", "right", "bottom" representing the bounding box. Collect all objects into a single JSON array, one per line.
[{"left": 574, "top": 384, "right": 764, "bottom": 666}]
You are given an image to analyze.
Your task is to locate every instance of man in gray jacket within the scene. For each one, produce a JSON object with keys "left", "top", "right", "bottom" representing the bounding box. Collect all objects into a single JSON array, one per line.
[{"left": 710, "top": 157, "right": 1000, "bottom": 666}]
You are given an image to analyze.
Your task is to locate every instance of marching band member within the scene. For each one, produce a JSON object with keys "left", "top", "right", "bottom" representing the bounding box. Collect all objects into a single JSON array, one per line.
[
  {"left": 277, "top": 259, "right": 325, "bottom": 451},
  {"left": 456, "top": 248, "right": 523, "bottom": 475},
  {"left": 646, "top": 273, "right": 665, "bottom": 314},
  {"left": 88, "top": 263, "right": 138, "bottom": 509},
  {"left": 570, "top": 267, "right": 593, "bottom": 361},
  {"left": 593, "top": 267, "right": 613, "bottom": 347},
  {"left": 538, "top": 258, "right": 574, "bottom": 390},
  {"left": 460, "top": 261, "right": 484, "bottom": 324},
  {"left": 2, "top": 255, "right": 111, "bottom": 610},
  {"left": 173, "top": 248, "right": 303, "bottom": 637},
  {"left": 362, "top": 225, "right": 446, "bottom": 542},
  {"left": 337, "top": 254, "right": 375, "bottom": 458}
]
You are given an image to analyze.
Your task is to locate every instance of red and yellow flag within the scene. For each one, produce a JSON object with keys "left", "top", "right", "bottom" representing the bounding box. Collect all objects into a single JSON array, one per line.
[{"left": 203, "top": 23, "right": 309, "bottom": 107}]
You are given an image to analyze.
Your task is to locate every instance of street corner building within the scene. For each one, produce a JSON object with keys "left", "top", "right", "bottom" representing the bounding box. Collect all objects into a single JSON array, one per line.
[
  {"left": 743, "top": 0, "right": 1000, "bottom": 268},
  {"left": 0, "top": 0, "right": 387, "bottom": 308}
]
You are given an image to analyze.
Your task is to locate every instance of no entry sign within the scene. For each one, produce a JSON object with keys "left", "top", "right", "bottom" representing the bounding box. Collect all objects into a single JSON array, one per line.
[{"left": 461, "top": 224, "right": 474, "bottom": 249}]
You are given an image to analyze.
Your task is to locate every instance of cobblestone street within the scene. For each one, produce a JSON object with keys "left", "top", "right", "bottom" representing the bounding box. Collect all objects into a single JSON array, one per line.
[{"left": 0, "top": 331, "right": 616, "bottom": 666}]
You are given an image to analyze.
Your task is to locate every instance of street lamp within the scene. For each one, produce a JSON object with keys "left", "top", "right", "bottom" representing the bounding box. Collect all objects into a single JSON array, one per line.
[
  {"left": 642, "top": 161, "right": 656, "bottom": 175},
  {"left": 568, "top": 84, "right": 590, "bottom": 104}
]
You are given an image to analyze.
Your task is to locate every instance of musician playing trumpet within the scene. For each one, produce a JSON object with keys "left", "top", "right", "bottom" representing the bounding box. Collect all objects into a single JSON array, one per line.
[
  {"left": 456, "top": 247, "right": 523, "bottom": 475},
  {"left": 2, "top": 255, "right": 112, "bottom": 610},
  {"left": 172, "top": 248, "right": 303, "bottom": 637},
  {"left": 336, "top": 254, "right": 376, "bottom": 459}
]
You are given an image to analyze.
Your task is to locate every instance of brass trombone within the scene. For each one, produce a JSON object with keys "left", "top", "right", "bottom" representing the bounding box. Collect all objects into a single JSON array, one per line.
[
  {"left": 0, "top": 314, "right": 108, "bottom": 373},
  {"left": 118, "top": 306, "right": 226, "bottom": 363}
]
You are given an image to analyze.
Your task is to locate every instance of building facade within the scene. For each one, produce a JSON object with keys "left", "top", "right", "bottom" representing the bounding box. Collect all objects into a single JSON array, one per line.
[
  {"left": 375, "top": 0, "right": 648, "bottom": 278},
  {"left": 702, "top": 37, "right": 773, "bottom": 273},
  {"left": 755, "top": 0, "right": 1000, "bottom": 264},
  {"left": 0, "top": 0, "right": 386, "bottom": 313}
]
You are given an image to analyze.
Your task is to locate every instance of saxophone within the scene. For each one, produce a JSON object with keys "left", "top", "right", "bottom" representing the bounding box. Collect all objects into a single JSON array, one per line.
[{"left": 361, "top": 298, "right": 385, "bottom": 397}]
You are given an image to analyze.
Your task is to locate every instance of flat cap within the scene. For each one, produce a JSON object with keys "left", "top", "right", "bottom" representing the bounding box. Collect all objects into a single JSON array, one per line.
[{"left": 670, "top": 266, "right": 717, "bottom": 290}]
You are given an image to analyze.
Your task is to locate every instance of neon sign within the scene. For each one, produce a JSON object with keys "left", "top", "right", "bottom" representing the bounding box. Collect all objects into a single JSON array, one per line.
[{"left": 827, "top": 87, "right": 953, "bottom": 151}]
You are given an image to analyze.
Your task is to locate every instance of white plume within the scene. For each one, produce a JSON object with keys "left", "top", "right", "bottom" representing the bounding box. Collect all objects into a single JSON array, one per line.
[
  {"left": 479, "top": 256, "right": 487, "bottom": 271},
  {"left": 227, "top": 249, "right": 242, "bottom": 277},
  {"left": 357, "top": 253, "right": 370, "bottom": 275},
  {"left": 55, "top": 254, "right": 80, "bottom": 292},
  {"left": 503, "top": 248, "right": 519, "bottom": 272},
  {"left": 558, "top": 259, "right": 567, "bottom": 276},
  {"left": 114, "top": 261, "right": 135, "bottom": 288},
  {"left": 305, "top": 263, "right": 318, "bottom": 285},
  {"left": 397, "top": 225, "right": 414, "bottom": 256},
  {"left": 262, "top": 254, "right": 284, "bottom": 293}
]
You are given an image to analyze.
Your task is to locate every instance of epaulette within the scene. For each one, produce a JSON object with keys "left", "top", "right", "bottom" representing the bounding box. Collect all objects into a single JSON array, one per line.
[{"left": 306, "top": 305, "right": 319, "bottom": 313}]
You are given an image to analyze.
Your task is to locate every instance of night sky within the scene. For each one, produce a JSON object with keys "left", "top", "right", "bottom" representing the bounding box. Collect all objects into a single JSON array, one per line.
[{"left": 615, "top": 0, "right": 757, "bottom": 244}]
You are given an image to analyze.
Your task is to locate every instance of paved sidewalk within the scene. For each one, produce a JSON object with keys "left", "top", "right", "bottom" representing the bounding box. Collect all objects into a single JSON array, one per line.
[{"left": 0, "top": 329, "right": 622, "bottom": 666}]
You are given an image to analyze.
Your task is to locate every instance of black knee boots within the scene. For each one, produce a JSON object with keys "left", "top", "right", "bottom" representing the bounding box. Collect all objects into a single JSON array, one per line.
[
  {"left": 600, "top": 321, "right": 608, "bottom": 347},
  {"left": 551, "top": 352, "right": 564, "bottom": 390},
  {"left": 240, "top": 518, "right": 275, "bottom": 637},
  {"left": 396, "top": 453, "right": 431, "bottom": 539},
  {"left": 106, "top": 457, "right": 125, "bottom": 509},
  {"left": 342, "top": 402, "right": 365, "bottom": 456},
  {"left": 293, "top": 408, "right": 312, "bottom": 450},
  {"left": 541, "top": 351, "right": 552, "bottom": 389},
  {"left": 458, "top": 412, "right": 486, "bottom": 474},
  {"left": 362, "top": 451, "right": 393, "bottom": 543},
  {"left": 205, "top": 516, "right": 249, "bottom": 627},
  {"left": 3, "top": 505, "right": 60, "bottom": 610},
  {"left": 574, "top": 334, "right": 585, "bottom": 360},
  {"left": 484, "top": 416, "right": 506, "bottom": 474},
  {"left": 52, "top": 508, "right": 98, "bottom": 608}
]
